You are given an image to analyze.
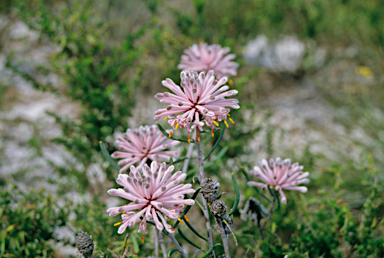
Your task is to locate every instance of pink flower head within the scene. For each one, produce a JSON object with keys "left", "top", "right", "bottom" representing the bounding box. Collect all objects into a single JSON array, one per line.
[
  {"left": 248, "top": 158, "right": 310, "bottom": 204},
  {"left": 107, "top": 161, "right": 195, "bottom": 234},
  {"left": 154, "top": 70, "right": 240, "bottom": 136},
  {"left": 178, "top": 43, "right": 239, "bottom": 79},
  {"left": 111, "top": 125, "right": 179, "bottom": 173}
]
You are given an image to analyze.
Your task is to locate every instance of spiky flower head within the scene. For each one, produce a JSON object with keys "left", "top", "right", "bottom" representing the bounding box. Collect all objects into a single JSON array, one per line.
[
  {"left": 248, "top": 158, "right": 310, "bottom": 204},
  {"left": 201, "top": 178, "right": 220, "bottom": 204},
  {"left": 107, "top": 161, "right": 195, "bottom": 234},
  {"left": 178, "top": 43, "right": 238, "bottom": 79},
  {"left": 111, "top": 125, "right": 179, "bottom": 173},
  {"left": 75, "top": 232, "right": 94, "bottom": 258},
  {"left": 154, "top": 70, "right": 239, "bottom": 138}
]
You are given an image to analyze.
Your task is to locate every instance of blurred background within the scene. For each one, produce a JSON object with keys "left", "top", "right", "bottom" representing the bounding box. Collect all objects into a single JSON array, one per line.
[{"left": 1, "top": 0, "right": 384, "bottom": 257}]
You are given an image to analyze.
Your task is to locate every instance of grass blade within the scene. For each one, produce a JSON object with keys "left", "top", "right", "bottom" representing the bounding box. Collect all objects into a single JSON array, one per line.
[{"left": 99, "top": 141, "right": 120, "bottom": 172}]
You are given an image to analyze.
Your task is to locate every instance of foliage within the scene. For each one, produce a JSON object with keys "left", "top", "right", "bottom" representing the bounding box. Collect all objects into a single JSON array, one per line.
[
  {"left": 9, "top": 0, "right": 149, "bottom": 191},
  {"left": 0, "top": 184, "right": 69, "bottom": 257},
  {"left": 236, "top": 158, "right": 384, "bottom": 258}
]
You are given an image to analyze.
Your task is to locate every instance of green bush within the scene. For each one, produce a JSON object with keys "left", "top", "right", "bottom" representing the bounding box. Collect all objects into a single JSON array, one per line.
[
  {"left": 0, "top": 185, "right": 69, "bottom": 257},
  {"left": 10, "top": 0, "right": 149, "bottom": 191}
]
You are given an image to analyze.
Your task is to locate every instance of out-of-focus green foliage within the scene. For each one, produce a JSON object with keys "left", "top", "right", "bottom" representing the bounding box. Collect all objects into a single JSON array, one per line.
[
  {"left": 10, "top": 0, "right": 149, "bottom": 191},
  {"left": 234, "top": 157, "right": 384, "bottom": 258},
  {"left": 203, "top": 0, "right": 384, "bottom": 47},
  {"left": 0, "top": 185, "right": 69, "bottom": 257}
]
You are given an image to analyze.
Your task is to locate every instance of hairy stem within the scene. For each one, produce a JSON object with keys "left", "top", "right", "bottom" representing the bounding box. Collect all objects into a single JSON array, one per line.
[
  {"left": 158, "top": 230, "right": 167, "bottom": 258},
  {"left": 182, "top": 143, "right": 194, "bottom": 174},
  {"left": 195, "top": 130, "right": 216, "bottom": 258},
  {"left": 214, "top": 222, "right": 231, "bottom": 258},
  {"left": 168, "top": 233, "right": 188, "bottom": 258}
]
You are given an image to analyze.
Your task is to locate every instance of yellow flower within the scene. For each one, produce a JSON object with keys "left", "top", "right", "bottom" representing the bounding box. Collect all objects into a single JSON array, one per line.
[{"left": 355, "top": 66, "right": 373, "bottom": 78}]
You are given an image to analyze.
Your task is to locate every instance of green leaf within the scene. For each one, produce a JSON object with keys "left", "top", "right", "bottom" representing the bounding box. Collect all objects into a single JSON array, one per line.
[
  {"left": 131, "top": 234, "right": 139, "bottom": 254},
  {"left": 156, "top": 123, "right": 191, "bottom": 143},
  {"left": 168, "top": 248, "right": 180, "bottom": 257},
  {"left": 178, "top": 228, "right": 206, "bottom": 253},
  {"left": 183, "top": 216, "right": 208, "bottom": 242},
  {"left": 204, "top": 123, "right": 226, "bottom": 161},
  {"left": 239, "top": 166, "right": 251, "bottom": 181},
  {"left": 174, "top": 187, "right": 202, "bottom": 229},
  {"left": 99, "top": 141, "right": 120, "bottom": 172},
  {"left": 199, "top": 243, "right": 221, "bottom": 258},
  {"left": 173, "top": 157, "right": 188, "bottom": 164},
  {"left": 195, "top": 199, "right": 205, "bottom": 213},
  {"left": 228, "top": 173, "right": 240, "bottom": 216},
  {"left": 193, "top": 176, "right": 201, "bottom": 185}
]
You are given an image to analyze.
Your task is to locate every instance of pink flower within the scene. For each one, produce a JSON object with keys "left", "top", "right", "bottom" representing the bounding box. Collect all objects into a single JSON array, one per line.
[
  {"left": 248, "top": 158, "right": 310, "bottom": 204},
  {"left": 154, "top": 70, "right": 240, "bottom": 136},
  {"left": 111, "top": 125, "right": 179, "bottom": 173},
  {"left": 178, "top": 43, "right": 238, "bottom": 79},
  {"left": 107, "top": 161, "right": 195, "bottom": 234}
]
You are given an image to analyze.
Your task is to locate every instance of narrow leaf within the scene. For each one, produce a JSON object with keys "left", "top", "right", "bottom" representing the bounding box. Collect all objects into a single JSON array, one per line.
[
  {"left": 199, "top": 243, "right": 221, "bottom": 258},
  {"left": 212, "top": 146, "right": 228, "bottom": 161},
  {"left": 168, "top": 248, "right": 180, "bottom": 257},
  {"left": 156, "top": 123, "right": 191, "bottom": 143},
  {"left": 99, "top": 141, "right": 120, "bottom": 172},
  {"left": 178, "top": 228, "right": 206, "bottom": 253},
  {"left": 195, "top": 199, "right": 205, "bottom": 213},
  {"left": 184, "top": 217, "right": 208, "bottom": 242},
  {"left": 131, "top": 234, "right": 139, "bottom": 254},
  {"left": 204, "top": 123, "right": 226, "bottom": 161},
  {"left": 173, "top": 157, "right": 188, "bottom": 164},
  {"left": 193, "top": 176, "right": 201, "bottom": 185},
  {"left": 240, "top": 166, "right": 251, "bottom": 181},
  {"left": 174, "top": 187, "right": 202, "bottom": 228},
  {"left": 228, "top": 173, "right": 240, "bottom": 216}
]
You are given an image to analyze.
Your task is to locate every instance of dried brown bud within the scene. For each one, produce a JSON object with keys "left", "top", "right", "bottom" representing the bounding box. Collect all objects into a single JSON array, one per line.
[
  {"left": 76, "top": 232, "right": 94, "bottom": 258},
  {"left": 210, "top": 200, "right": 227, "bottom": 217},
  {"left": 201, "top": 178, "right": 220, "bottom": 204}
]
